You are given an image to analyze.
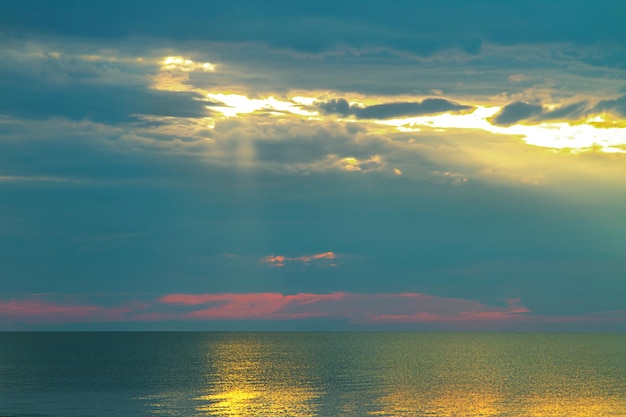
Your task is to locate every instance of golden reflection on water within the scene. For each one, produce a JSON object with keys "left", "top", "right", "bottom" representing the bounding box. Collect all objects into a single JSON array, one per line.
[
  {"left": 146, "top": 333, "right": 626, "bottom": 417},
  {"left": 524, "top": 395, "right": 624, "bottom": 417},
  {"left": 368, "top": 334, "right": 626, "bottom": 417},
  {"left": 369, "top": 333, "right": 509, "bottom": 417},
  {"left": 195, "top": 335, "right": 320, "bottom": 417},
  {"left": 372, "top": 390, "right": 505, "bottom": 417}
]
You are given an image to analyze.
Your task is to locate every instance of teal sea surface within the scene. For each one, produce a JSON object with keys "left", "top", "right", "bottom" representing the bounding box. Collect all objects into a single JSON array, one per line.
[{"left": 0, "top": 332, "right": 625, "bottom": 417}]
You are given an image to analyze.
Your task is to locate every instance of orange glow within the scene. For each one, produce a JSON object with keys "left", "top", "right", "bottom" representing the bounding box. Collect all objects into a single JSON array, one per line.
[{"left": 261, "top": 254, "right": 287, "bottom": 267}]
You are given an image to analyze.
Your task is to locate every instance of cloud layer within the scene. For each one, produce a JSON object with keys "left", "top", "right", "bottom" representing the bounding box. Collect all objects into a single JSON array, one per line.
[
  {"left": 318, "top": 98, "right": 472, "bottom": 119},
  {"left": 2, "top": 292, "right": 625, "bottom": 331},
  {"left": 2, "top": 0, "right": 625, "bottom": 56},
  {"left": 1, "top": 1, "right": 626, "bottom": 331}
]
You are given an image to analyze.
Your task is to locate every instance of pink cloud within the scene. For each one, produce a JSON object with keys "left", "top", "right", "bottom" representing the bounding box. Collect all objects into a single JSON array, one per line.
[
  {"left": 0, "top": 299, "right": 135, "bottom": 324},
  {"left": 2, "top": 293, "right": 625, "bottom": 328},
  {"left": 1, "top": 292, "right": 533, "bottom": 325},
  {"left": 260, "top": 251, "right": 337, "bottom": 267},
  {"left": 160, "top": 292, "right": 348, "bottom": 319},
  {"left": 158, "top": 291, "right": 532, "bottom": 322}
]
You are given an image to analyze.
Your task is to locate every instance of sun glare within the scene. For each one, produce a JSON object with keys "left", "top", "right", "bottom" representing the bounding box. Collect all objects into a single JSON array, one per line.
[
  {"left": 161, "top": 56, "right": 216, "bottom": 72},
  {"left": 377, "top": 106, "right": 626, "bottom": 153},
  {"left": 207, "top": 93, "right": 317, "bottom": 117}
]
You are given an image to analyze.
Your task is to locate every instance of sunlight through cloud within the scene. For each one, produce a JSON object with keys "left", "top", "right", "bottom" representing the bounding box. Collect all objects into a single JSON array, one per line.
[
  {"left": 207, "top": 93, "right": 317, "bottom": 117},
  {"left": 378, "top": 106, "right": 626, "bottom": 153},
  {"left": 161, "top": 56, "right": 216, "bottom": 72}
]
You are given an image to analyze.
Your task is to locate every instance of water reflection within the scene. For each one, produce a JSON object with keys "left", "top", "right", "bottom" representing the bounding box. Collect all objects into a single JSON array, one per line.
[
  {"left": 195, "top": 334, "right": 321, "bottom": 417},
  {"left": 138, "top": 333, "right": 626, "bottom": 417},
  {"left": 369, "top": 333, "right": 507, "bottom": 417},
  {"left": 369, "top": 333, "right": 626, "bottom": 417}
]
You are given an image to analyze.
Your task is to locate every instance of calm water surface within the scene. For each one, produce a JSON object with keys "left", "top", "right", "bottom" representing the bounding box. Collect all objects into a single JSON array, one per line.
[{"left": 0, "top": 332, "right": 625, "bottom": 417}]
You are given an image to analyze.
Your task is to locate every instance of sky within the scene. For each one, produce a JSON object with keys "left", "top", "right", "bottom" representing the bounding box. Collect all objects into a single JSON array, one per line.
[{"left": 1, "top": 0, "right": 625, "bottom": 331}]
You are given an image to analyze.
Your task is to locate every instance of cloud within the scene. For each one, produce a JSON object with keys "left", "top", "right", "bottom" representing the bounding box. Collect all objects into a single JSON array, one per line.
[
  {"left": 489, "top": 102, "right": 543, "bottom": 125},
  {"left": 160, "top": 56, "right": 216, "bottom": 72},
  {"left": 0, "top": 47, "right": 213, "bottom": 123},
  {"left": 0, "top": 298, "right": 135, "bottom": 324},
  {"left": 261, "top": 255, "right": 287, "bottom": 267},
  {"left": 508, "top": 73, "right": 532, "bottom": 82},
  {"left": 2, "top": 0, "right": 625, "bottom": 58},
  {"left": 356, "top": 99, "right": 472, "bottom": 119},
  {"left": 260, "top": 251, "right": 337, "bottom": 267},
  {"left": 159, "top": 291, "right": 530, "bottom": 322},
  {"left": 317, "top": 98, "right": 352, "bottom": 116},
  {"left": 0, "top": 81, "right": 208, "bottom": 123},
  {"left": 490, "top": 100, "right": 591, "bottom": 125},
  {"left": 159, "top": 292, "right": 347, "bottom": 319},
  {"left": 332, "top": 155, "right": 384, "bottom": 172},
  {"left": 594, "top": 95, "right": 626, "bottom": 117},
  {"left": 203, "top": 115, "right": 397, "bottom": 174},
  {"left": 535, "top": 101, "right": 590, "bottom": 121},
  {"left": 318, "top": 98, "right": 472, "bottom": 119},
  {"left": 1, "top": 292, "right": 625, "bottom": 329}
]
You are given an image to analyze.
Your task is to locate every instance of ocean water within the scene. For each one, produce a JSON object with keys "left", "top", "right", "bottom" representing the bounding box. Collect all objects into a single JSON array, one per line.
[{"left": 0, "top": 332, "right": 625, "bottom": 417}]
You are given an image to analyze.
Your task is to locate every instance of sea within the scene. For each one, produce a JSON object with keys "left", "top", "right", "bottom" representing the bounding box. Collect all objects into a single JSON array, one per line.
[{"left": 0, "top": 332, "right": 625, "bottom": 417}]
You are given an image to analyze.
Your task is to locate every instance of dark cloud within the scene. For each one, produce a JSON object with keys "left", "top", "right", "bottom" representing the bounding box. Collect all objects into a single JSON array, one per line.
[
  {"left": 491, "top": 101, "right": 591, "bottom": 126},
  {"left": 1, "top": 0, "right": 624, "bottom": 56},
  {"left": 318, "top": 98, "right": 472, "bottom": 119},
  {"left": 593, "top": 95, "right": 626, "bottom": 116},
  {"left": 536, "top": 101, "right": 590, "bottom": 121},
  {"left": 490, "top": 102, "right": 543, "bottom": 126},
  {"left": 207, "top": 116, "right": 398, "bottom": 174},
  {"left": 318, "top": 98, "right": 352, "bottom": 117},
  {"left": 0, "top": 80, "right": 208, "bottom": 123},
  {"left": 355, "top": 99, "right": 472, "bottom": 119}
]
